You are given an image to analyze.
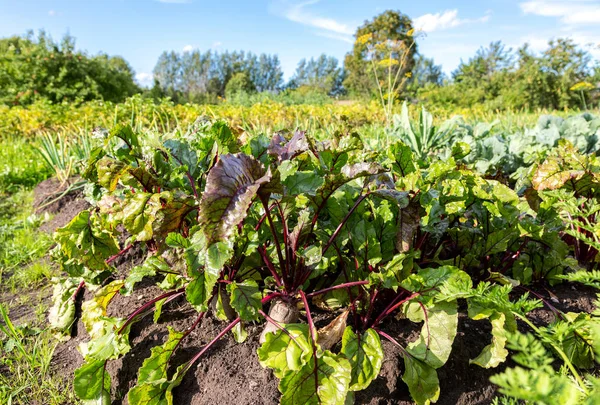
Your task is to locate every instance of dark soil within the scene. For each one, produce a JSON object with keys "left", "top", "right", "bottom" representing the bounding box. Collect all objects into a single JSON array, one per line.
[
  {"left": 33, "top": 177, "right": 90, "bottom": 233},
  {"left": 18, "top": 182, "right": 600, "bottom": 405}
]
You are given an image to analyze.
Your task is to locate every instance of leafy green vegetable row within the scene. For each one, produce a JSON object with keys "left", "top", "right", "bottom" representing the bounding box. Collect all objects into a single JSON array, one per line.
[{"left": 48, "top": 117, "right": 600, "bottom": 404}]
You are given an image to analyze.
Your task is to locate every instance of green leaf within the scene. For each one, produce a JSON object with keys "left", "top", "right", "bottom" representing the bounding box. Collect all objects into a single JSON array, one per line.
[
  {"left": 283, "top": 171, "right": 325, "bottom": 196},
  {"left": 79, "top": 318, "right": 131, "bottom": 361},
  {"left": 152, "top": 192, "right": 196, "bottom": 239},
  {"left": 137, "top": 327, "right": 185, "bottom": 385},
  {"left": 127, "top": 362, "right": 187, "bottom": 405},
  {"left": 164, "top": 139, "right": 199, "bottom": 177},
  {"left": 279, "top": 351, "right": 352, "bottom": 405},
  {"left": 186, "top": 272, "right": 217, "bottom": 312},
  {"left": 74, "top": 359, "right": 110, "bottom": 402},
  {"left": 340, "top": 327, "right": 383, "bottom": 391},
  {"left": 470, "top": 312, "right": 509, "bottom": 368},
  {"left": 402, "top": 355, "right": 440, "bottom": 405},
  {"left": 387, "top": 141, "right": 416, "bottom": 176},
  {"left": 97, "top": 157, "right": 128, "bottom": 192},
  {"left": 48, "top": 277, "right": 78, "bottom": 334},
  {"left": 226, "top": 280, "right": 262, "bottom": 321},
  {"left": 405, "top": 300, "right": 458, "bottom": 369},
  {"left": 54, "top": 210, "right": 120, "bottom": 270},
  {"left": 490, "top": 366, "right": 582, "bottom": 405},
  {"left": 257, "top": 324, "right": 312, "bottom": 378},
  {"left": 198, "top": 153, "right": 271, "bottom": 244},
  {"left": 122, "top": 192, "right": 161, "bottom": 242},
  {"left": 81, "top": 280, "right": 125, "bottom": 339}
]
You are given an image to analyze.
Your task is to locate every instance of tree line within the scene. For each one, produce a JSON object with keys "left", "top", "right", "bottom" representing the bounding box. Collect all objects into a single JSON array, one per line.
[{"left": 1, "top": 10, "right": 599, "bottom": 110}]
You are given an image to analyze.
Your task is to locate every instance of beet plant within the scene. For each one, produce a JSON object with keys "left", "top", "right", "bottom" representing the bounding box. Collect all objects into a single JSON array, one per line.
[{"left": 48, "top": 119, "right": 600, "bottom": 405}]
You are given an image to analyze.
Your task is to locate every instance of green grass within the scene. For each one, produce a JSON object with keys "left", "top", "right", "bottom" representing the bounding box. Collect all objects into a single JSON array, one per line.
[
  {"left": 0, "top": 136, "right": 50, "bottom": 193},
  {"left": 0, "top": 134, "right": 76, "bottom": 404},
  {"left": 0, "top": 190, "right": 54, "bottom": 287},
  {"left": 0, "top": 304, "right": 78, "bottom": 405}
]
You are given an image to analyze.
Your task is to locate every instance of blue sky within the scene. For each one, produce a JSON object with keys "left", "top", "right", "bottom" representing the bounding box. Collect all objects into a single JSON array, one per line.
[{"left": 1, "top": 0, "right": 599, "bottom": 86}]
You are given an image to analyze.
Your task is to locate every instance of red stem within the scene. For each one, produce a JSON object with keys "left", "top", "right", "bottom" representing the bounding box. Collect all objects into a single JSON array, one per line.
[
  {"left": 305, "top": 280, "right": 370, "bottom": 298},
  {"left": 118, "top": 288, "right": 185, "bottom": 334},
  {"left": 259, "top": 245, "right": 284, "bottom": 289},
  {"left": 375, "top": 329, "right": 408, "bottom": 356},
  {"left": 70, "top": 280, "right": 85, "bottom": 301},
  {"left": 183, "top": 317, "right": 241, "bottom": 374},
  {"left": 262, "top": 291, "right": 284, "bottom": 304},
  {"left": 371, "top": 291, "right": 420, "bottom": 329},
  {"left": 260, "top": 197, "right": 288, "bottom": 288},
  {"left": 322, "top": 193, "right": 368, "bottom": 256},
  {"left": 106, "top": 243, "right": 134, "bottom": 264},
  {"left": 299, "top": 290, "right": 319, "bottom": 395}
]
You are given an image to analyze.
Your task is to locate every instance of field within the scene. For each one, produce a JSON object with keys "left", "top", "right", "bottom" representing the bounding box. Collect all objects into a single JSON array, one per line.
[{"left": 1, "top": 98, "right": 600, "bottom": 405}]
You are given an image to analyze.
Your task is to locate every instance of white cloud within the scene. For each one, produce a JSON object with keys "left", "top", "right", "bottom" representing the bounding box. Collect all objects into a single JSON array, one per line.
[
  {"left": 315, "top": 31, "right": 353, "bottom": 44},
  {"left": 520, "top": 0, "right": 600, "bottom": 25},
  {"left": 413, "top": 9, "right": 490, "bottom": 33},
  {"left": 182, "top": 44, "right": 194, "bottom": 52},
  {"left": 135, "top": 72, "right": 153, "bottom": 87},
  {"left": 212, "top": 41, "right": 222, "bottom": 49},
  {"left": 284, "top": 0, "right": 353, "bottom": 34},
  {"left": 280, "top": 0, "right": 354, "bottom": 42},
  {"left": 48, "top": 10, "right": 56, "bottom": 16}
]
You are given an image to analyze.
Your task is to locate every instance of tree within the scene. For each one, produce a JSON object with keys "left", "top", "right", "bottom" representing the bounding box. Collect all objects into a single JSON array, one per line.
[
  {"left": 289, "top": 54, "right": 344, "bottom": 96},
  {"left": 225, "top": 71, "right": 256, "bottom": 99},
  {"left": 151, "top": 49, "right": 283, "bottom": 103},
  {"left": 408, "top": 55, "right": 443, "bottom": 90},
  {"left": 0, "top": 31, "right": 139, "bottom": 105},
  {"left": 343, "top": 10, "right": 417, "bottom": 98}
]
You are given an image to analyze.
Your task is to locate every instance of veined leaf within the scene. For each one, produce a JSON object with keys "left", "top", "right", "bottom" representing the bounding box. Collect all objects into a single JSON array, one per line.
[
  {"left": 48, "top": 277, "right": 78, "bottom": 334},
  {"left": 257, "top": 323, "right": 312, "bottom": 378},
  {"left": 54, "top": 210, "right": 119, "bottom": 270},
  {"left": 470, "top": 312, "right": 509, "bottom": 368},
  {"left": 74, "top": 359, "right": 110, "bottom": 403},
  {"left": 79, "top": 318, "right": 131, "bottom": 361},
  {"left": 136, "top": 327, "right": 185, "bottom": 385},
  {"left": 122, "top": 192, "right": 161, "bottom": 241},
  {"left": 268, "top": 131, "right": 309, "bottom": 162},
  {"left": 279, "top": 350, "right": 351, "bottom": 405},
  {"left": 226, "top": 280, "right": 262, "bottom": 322},
  {"left": 81, "top": 280, "right": 125, "bottom": 339},
  {"left": 198, "top": 153, "right": 271, "bottom": 244},
  {"left": 340, "top": 327, "right": 383, "bottom": 391},
  {"left": 127, "top": 361, "right": 187, "bottom": 405},
  {"left": 152, "top": 192, "right": 195, "bottom": 239},
  {"left": 405, "top": 300, "right": 458, "bottom": 369},
  {"left": 402, "top": 355, "right": 440, "bottom": 405}
]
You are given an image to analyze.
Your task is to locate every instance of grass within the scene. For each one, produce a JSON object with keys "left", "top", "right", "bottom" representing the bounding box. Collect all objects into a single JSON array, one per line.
[
  {"left": 0, "top": 190, "right": 54, "bottom": 288},
  {"left": 0, "top": 135, "right": 73, "bottom": 404},
  {"left": 0, "top": 304, "right": 78, "bottom": 405}
]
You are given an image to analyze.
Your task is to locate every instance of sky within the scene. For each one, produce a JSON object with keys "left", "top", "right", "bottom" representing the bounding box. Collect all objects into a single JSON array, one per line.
[{"left": 1, "top": 0, "right": 599, "bottom": 87}]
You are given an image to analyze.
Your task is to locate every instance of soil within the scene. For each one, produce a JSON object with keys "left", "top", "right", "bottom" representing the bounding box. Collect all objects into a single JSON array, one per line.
[
  {"left": 33, "top": 177, "right": 90, "bottom": 233},
  {"left": 9, "top": 182, "right": 600, "bottom": 405}
]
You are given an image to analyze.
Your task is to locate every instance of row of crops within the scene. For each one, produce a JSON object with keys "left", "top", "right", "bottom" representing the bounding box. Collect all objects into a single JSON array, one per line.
[{"left": 42, "top": 106, "right": 600, "bottom": 405}]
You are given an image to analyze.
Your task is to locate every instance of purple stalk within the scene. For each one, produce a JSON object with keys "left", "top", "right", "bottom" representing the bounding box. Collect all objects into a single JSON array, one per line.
[
  {"left": 299, "top": 290, "right": 319, "bottom": 395},
  {"left": 322, "top": 194, "right": 369, "bottom": 256},
  {"left": 118, "top": 288, "right": 185, "bottom": 334},
  {"left": 371, "top": 292, "right": 420, "bottom": 328},
  {"left": 182, "top": 317, "right": 241, "bottom": 374},
  {"left": 260, "top": 197, "right": 287, "bottom": 286},
  {"left": 106, "top": 244, "right": 134, "bottom": 265},
  {"left": 305, "top": 280, "right": 370, "bottom": 298}
]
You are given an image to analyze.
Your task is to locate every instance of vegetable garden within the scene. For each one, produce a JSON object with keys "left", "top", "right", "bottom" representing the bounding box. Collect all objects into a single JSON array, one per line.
[{"left": 2, "top": 103, "right": 600, "bottom": 405}]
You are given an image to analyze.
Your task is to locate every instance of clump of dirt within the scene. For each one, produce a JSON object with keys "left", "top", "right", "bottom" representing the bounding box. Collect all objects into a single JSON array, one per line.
[{"left": 33, "top": 177, "right": 90, "bottom": 233}]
